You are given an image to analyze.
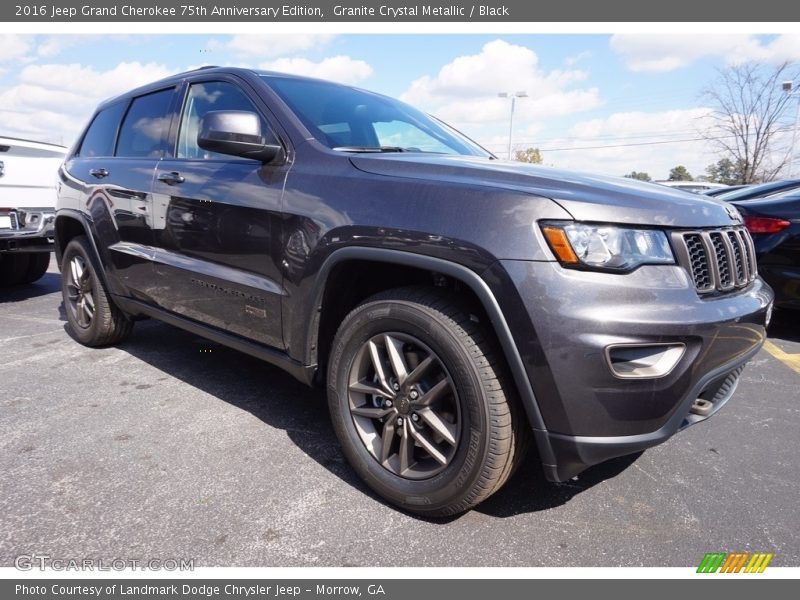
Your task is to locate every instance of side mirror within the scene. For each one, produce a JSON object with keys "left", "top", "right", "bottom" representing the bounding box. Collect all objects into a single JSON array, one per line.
[{"left": 197, "top": 111, "right": 284, "bottom": 163}]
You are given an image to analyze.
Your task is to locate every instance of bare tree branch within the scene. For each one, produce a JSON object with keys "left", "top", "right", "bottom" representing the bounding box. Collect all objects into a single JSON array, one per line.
[{"left": 700, "top": 62, "right": 799, "bottom": 183}]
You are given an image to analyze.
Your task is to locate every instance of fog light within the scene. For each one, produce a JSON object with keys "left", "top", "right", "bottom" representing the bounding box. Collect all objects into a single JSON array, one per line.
[{"left": 605, "top": 343, "right": 685, "bottom": 379}]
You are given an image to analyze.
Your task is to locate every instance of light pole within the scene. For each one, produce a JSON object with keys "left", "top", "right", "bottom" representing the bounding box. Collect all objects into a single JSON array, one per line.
[
  {"left": 783, "top": 80, "right": 800, "bottom": 178},
  {"left": 498, "top": 91, "right": 528, "bottom": 160}
]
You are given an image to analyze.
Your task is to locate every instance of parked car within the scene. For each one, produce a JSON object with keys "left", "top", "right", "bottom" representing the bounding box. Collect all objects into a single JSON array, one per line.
[
  {"left": 715, "top": 179, "right": 800, "bottom": 202},
  {"left": 655, "top": 181, "right": 729, "bottom": 193},
  {"left": 55, "top": 68, "right": 773, "bottom": 516},
  {"left": 702, "top": 184, "right": 750, "bottom": 197},
  {"left": 0, "top": 136, "right": 66, "bottom": 285},
  {"left": 732, "top": 191, "right": 800, "bottom": 309}
]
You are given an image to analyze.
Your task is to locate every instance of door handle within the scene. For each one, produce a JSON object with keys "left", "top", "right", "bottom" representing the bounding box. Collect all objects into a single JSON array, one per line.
[
  {"left": 89, "top": 168, "right": 109, "bottom": 179},
  {"left": 157, "top": 171, "right": 185, "bottom": 186}
]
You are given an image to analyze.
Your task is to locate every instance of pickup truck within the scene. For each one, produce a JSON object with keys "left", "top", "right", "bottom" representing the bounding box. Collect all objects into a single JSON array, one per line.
[{"left": 0, "top": 136, "right": 66, "bottom": 285}]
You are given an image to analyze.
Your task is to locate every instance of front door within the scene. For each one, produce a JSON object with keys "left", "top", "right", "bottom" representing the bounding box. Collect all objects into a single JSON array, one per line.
[{"left": 149, "top": 79, "right": 289, "bottom": 349}]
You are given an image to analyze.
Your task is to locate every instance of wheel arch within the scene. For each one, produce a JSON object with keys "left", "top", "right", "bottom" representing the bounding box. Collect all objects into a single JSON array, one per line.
[
  {"left": 305, "top": 247, "right": 556, "bottom": 466},
  {"left": 55, "top": 210, "right": 96, "bottom": 264},
  {"left": 54, "top": 210, "right": 125, "bottom": 298}
]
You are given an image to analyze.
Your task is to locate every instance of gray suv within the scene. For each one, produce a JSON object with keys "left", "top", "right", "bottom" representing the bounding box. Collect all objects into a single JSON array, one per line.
[{"left": 54, "top": 67, "right": 773, "bottom": 516}]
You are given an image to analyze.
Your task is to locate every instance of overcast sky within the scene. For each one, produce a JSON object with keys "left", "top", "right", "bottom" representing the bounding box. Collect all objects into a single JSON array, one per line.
[{"left": 2, "top": 33, "right": 799, "bottom": 180}]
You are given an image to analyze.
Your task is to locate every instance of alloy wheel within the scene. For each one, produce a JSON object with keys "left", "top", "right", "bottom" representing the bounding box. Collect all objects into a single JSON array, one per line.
[
  {"left": 347, "top": 332, "right": 461, "bottom": 480},
  {"left": 65, "top": 255, "right": 95, "bottom": 329}
]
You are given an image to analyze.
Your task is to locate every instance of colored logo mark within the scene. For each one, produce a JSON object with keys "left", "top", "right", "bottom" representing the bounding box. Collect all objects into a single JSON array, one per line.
[{"left": 697, "top": 552, "right": 774, "bottom": 573}]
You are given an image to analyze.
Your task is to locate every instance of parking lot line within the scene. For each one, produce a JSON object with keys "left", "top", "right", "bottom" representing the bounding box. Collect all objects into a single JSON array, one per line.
[{"left": 762, "top": 341, "right": 800, "bottom": 376}]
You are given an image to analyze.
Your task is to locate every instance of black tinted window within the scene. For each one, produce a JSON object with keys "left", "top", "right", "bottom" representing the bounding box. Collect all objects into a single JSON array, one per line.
[
  {"left": 116, "top": 88, "right": 174, "bottom": 158},
  {"left": 78, "top": 102, "right": 125, "bottom": 157},
  {"left": 177, "top": 81, "right": 275, "bottom": 160}
]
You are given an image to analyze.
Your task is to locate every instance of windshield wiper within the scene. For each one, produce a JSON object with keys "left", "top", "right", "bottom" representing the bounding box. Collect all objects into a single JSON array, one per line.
[{"left": 332, "top": 146, "right": 408, "bottom": 153}]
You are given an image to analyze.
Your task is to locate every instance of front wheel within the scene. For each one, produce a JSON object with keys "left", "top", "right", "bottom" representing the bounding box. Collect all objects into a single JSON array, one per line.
[{"left": 327, "top": 287, "right": 526, "bottom": 516}]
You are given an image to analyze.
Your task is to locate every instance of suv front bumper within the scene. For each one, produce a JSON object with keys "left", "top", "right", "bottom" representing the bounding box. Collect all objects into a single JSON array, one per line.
[{"left": 495, "top": 260, "right": 773, "bottom": 481}]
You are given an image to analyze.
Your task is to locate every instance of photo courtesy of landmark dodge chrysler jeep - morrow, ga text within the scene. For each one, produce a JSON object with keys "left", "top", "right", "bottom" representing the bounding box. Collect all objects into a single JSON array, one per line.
[{"left": 54, "top": 67, "right": 773, "bottom": 516}]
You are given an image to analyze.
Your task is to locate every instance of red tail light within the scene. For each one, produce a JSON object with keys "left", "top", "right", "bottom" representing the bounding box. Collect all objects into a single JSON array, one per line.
[{"left": 743, "top": 215, "right": 791, "bottom": 234}]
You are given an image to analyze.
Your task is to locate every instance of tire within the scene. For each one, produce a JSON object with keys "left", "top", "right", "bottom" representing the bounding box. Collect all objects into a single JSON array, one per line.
[
  {"left": 0, "top": 253, "right": 31, "bottom": 286},
  {"left": 61, "top": 235, "right": 133, "bottom": 346},
  {"left": 18, "top": 252, "right": 51, "bottom": 284},
  {"left": 327, "top": 286, "right": 527, "bottom": 517}
]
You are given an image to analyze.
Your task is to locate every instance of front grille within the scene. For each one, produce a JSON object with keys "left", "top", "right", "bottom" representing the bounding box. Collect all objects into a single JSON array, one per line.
[
  {"left": 675, "top": 227, "right": 757, "bottom": 295},
  {"left": 709, "top": 232, "right": 732, "bottom": 289},
  {"left": 683, "top": 234, "right": 712, "bottom": 291}
]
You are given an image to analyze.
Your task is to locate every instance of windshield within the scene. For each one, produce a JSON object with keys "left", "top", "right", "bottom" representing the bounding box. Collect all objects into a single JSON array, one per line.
[{"left": 262, "top": 75, "right": 491, "bottom": 157}]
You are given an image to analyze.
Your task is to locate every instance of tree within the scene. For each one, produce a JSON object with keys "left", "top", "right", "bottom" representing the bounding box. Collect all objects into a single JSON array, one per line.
[
  {"left": 623, "top": 171, "right": 652, "bottom": 181},
  {"left": 705, "top": 158, "right": 746, "bottom": 185},
  {"left": 669, "top": 165, "right": 693, "bottom": 181},
  {"left": 514, "top": 147, "right": 543, "bottom": 164},
  {"left": 701, "top": 62, "right": 799, "bottom": 183}
]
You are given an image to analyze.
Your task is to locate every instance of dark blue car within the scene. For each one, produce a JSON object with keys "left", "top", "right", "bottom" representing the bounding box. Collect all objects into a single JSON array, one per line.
[{"left": 733, "top": 190, "right": 800, "bottom": 309}]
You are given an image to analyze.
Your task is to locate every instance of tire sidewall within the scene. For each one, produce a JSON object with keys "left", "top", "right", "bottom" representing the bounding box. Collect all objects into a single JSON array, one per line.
[
  {"left": 0, "top": 253, "right": 31, "bottom": 286},
  {"left": 61, "top": 238, "right": 102, "bottom": 344},
  {"left": 328, "top": 299, "right": 492, "bottom": 513},
  {"left": 21, "top": 253, "right": 51, "bottom": 284}
]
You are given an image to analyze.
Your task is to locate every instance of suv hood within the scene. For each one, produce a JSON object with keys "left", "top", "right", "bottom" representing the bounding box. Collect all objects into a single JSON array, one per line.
[{"left": 350, "top": 154, "right": 739, "bottom": 228}]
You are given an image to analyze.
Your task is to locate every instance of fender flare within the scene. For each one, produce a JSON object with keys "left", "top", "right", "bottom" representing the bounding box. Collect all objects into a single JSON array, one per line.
[
  {"left": 307, "top": 246, "right": 557, "bottom": 465},
  {"left": 54, "top": 209, "right": 126, "bottom": 298}
]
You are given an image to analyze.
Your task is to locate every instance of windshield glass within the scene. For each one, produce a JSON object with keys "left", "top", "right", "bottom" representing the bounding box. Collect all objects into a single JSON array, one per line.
[{"left": 262, "top": 75, "right": 490, "bottom": 157}]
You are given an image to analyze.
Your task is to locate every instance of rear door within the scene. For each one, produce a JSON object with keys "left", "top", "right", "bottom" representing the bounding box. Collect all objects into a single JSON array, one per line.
[
  {"left": 66, "top": 87, "right": 178, "bottom": 297},
  {"left": 148, "top": 77, "right": 290, "bottom": 349}
]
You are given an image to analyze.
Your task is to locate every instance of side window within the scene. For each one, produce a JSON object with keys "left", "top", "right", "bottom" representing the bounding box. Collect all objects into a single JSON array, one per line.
[
  {"left": 78, "top": 102, "right": 126, "bottom": 157},
  {"left": 115, "top": 88, "right": 175, "bottom": 158},
  {"left": 177, "top": 81, "right": 276, "bottom": 160}
]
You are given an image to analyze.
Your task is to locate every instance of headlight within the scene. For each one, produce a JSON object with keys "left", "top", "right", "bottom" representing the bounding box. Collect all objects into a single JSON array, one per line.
[{"left": 541, "top": 222, "right": 675, "bottom": 271}]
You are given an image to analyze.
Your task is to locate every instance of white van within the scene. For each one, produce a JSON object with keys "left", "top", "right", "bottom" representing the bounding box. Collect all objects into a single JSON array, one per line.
[{"left": 0, "top": 136, "right": 66, "bottom": 285}]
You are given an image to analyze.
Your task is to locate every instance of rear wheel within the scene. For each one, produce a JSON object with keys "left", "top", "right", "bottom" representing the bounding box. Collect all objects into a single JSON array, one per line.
[
  {"left": 327, "top": 286, "right": 526, "bottom": 517},
  {"left": 0, "top": 253, "right": 30, "bottom": 286},
  {"left": 18, "top": 253, "right": 51, "bottom": 284},
  {"left": 61, "top": 236, "right": 133, "bottom": 346}
]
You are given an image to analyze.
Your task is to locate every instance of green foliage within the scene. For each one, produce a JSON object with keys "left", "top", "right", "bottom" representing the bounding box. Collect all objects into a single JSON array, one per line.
[
  {"left": 668, "top": 165, "right": 693, "bottom": 181},
  {"left": 623, "top": 171, "right": 652, "bottom": 182},
  {"left": 514, "top": 147, "right": 543, "bottom": 164},
  {"left": 705, "top": 158, "right": 746, "bottom": 185}
]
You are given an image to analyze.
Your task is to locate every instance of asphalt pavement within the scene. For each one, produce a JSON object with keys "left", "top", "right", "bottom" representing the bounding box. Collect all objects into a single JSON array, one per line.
[{"left": 1, "top": 258, "right": 798, "bottom": 567}]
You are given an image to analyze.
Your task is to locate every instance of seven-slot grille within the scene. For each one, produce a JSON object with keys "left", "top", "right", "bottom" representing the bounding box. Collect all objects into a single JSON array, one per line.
[{"left": 675, "top": 227, "right": 757, "bottom": 294}]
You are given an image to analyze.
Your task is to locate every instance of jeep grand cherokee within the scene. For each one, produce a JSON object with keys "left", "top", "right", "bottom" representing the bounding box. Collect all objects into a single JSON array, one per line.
[{"left": 54, "top": 67, "right": 773, "bottom": 516}]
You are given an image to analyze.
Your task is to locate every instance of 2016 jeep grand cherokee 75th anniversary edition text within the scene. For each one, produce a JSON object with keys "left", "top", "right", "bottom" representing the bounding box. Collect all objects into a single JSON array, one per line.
[{"left": 55, "top": 67, "right": 773, "bottom": 516}]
